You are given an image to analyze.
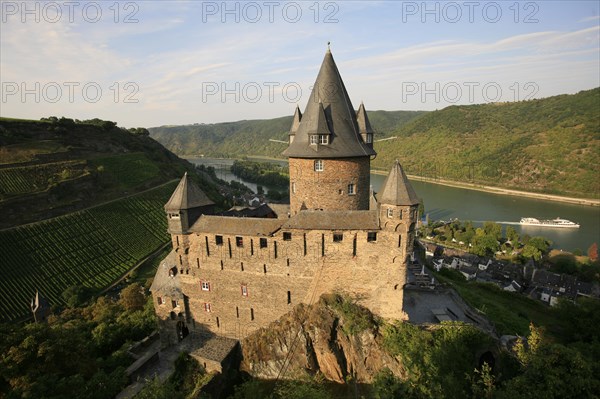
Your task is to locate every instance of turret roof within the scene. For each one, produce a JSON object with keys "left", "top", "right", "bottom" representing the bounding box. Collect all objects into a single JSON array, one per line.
[
  {"left": 282, "top": 49, "right": 376, "bottom": 158},
  {"left": 378, "top": 160, "right": 420, "bottom": 206},
  {"left": 164, "top": 172, "right": 214, "bottom": 211},
  {"left": 356, "top": 102, "right": 374, "bottom": 135}
]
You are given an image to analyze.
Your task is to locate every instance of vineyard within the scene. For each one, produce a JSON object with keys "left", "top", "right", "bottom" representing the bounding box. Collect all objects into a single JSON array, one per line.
[
  {"left": 0, "top": 160, "right": 88, "bottom": 198},
  {"left": 0, "top": 181, "right": 177, "bottom": 322}
]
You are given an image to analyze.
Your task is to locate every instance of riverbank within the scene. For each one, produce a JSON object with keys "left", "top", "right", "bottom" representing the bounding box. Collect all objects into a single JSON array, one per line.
[
  {"left": 183, "top": 155, "right": 599, "bottom": 207},
  {"left": 371, "top": 169, "right": 599, "bottom": 207}
]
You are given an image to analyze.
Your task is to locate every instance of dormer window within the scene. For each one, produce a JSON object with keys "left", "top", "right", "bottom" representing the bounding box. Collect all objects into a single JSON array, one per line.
[{"left": 310, "top": 135, "right": 329, "bottom": 145}]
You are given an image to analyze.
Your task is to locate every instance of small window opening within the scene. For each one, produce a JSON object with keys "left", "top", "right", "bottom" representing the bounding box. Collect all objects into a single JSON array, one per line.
[
  {"left": 387, "top": 208, "right": 393, "bottom": 218},
  {"left": 283, "top": 232, "right": 292, "bottom": 241},
  {"left": 215, "top": 235, "right": 223, "bottom": 245},
  {"left": 287, "top": 291, "right": 291, "bottom": 304},
  {"left": 333, "top": 233, "right": 343, "bottom": 243},
  {"left": 260, "top": 238, "right": 268, "bottom": 248},
  {"left": 236, "top": 236, "right": 244, "bottom": 247},
  {"left": 367, "top": 232, "right": 377, "bottom": 242},
  {"left": 241, "top": 284, "right": 248, "bottom": 297},
  {"left": 347, "top": 183, "right": 355, "bottom": 195},
  {"left": 314, "top": 159, "right": 324, "bottom": 172}
]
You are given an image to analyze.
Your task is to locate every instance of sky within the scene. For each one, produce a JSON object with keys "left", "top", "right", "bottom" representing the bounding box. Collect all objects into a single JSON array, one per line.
[{"left": 1, "top": 0, "right": 599, "bottom": 128}]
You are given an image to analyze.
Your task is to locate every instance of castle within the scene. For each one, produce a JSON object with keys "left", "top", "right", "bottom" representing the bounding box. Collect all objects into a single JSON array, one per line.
[{"left": 151, "top": 49, "right": 420, "bottom": 347}]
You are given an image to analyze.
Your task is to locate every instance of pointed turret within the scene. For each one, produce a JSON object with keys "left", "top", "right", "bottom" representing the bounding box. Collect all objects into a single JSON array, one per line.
[
  {"left": 356, "top": 102, "right": 374, "bottom": 148},
  {"left": 378, "top": 160, "right": 419, "bottom": 206},
  {"left": 165, "top": 172, "right": 214, "bottom": 212},
  {"left": 31, "top": 290, "right": 50, "bottom": 323},
  {"left": 285, "top": 48, "right": 374, "bottom": 214},
  {"left": 369, "top": 185, "right": 378, "bottom": 211},
  {"left": 165, "top": 173, "right": 214, "bottom": 234},
  {"left": 288, "top": 105, "right": 302, "bottom": 144},
  {"left": 282, "top": 49, "right": 376, "bottom": 158}
]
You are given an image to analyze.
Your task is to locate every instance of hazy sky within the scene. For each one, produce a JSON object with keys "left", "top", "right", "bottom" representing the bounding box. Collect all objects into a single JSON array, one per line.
[{"left": 1, "top": 1, "right": 598, "bottom": 127}]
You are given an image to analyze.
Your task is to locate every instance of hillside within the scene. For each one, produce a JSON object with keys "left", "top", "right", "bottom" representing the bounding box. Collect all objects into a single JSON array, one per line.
[
  {"left": 373, "top": 88, "right": 600, "bottom": 198},
  {"left": 149, "top": 110, "right": 427, "bottom": 158},
  {"left": 0, "top": 117, "right": 225, "bottom": 322},
  {"left": 0, "top": 117, "right": 223, "bottom": 228},
  {"left": 151, "top": 89, "right": 599, "bottom": 199},
  {"left": 237, "top": 293, "right": 599, "bottom": 398}
]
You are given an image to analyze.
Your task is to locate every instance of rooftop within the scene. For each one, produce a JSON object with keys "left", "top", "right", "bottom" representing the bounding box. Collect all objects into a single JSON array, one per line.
[{"left": 282, "top": 49, "right": 376, "bottom": 159}]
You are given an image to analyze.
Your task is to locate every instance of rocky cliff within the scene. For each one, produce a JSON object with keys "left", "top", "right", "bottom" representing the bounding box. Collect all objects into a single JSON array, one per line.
[{"left": 240, "top": 294, "right": 405, "bottom": 383}]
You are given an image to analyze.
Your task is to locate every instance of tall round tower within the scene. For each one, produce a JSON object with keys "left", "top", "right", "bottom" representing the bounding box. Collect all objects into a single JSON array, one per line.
[{"left": 283, "top": 49, "right": 376, "bottom": 214}]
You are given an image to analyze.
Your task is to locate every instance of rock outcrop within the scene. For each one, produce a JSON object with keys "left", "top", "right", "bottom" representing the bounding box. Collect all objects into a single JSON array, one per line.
[{"left": 240, "top": 294, "right": 405, "bottom": 383}]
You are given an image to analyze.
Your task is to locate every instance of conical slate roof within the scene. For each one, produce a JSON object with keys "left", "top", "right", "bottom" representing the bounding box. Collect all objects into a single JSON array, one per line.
[
  {"left": 289, "top": 105, "right": 302, "bottom": 136},
  {"left": 378, "top": 160, "right": 420, "bottom": 206},
  {"left": 282, "top": 49, "right": 376, "bottom": 158},
  {"left": 164, "top": 172, "right": 214, "bottom": 211},
  {"left": 356, "top": 102, "right": 374, "bottom": 135}
]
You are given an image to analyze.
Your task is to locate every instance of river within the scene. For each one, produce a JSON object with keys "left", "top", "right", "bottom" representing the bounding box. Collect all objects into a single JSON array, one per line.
[{"left": 189, "top": 157, "right": 599, "bottom": 252}]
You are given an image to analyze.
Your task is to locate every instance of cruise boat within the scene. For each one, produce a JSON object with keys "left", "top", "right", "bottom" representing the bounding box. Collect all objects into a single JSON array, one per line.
[{"left": 519, "top": 217, "right": 580, "bottom": 228}]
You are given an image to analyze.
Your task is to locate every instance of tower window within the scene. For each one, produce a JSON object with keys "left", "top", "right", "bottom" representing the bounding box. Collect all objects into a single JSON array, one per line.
[
  {"left": 172, "top": 299, "right": 179, "bottom": 308},
  {"left": 241, "top": 284, "right": 248, "bottom": 297},
  {"left": 236, "top": 236, "right": 244, "bottom": 247},
  {"left": 292, "top": 182, "right": 296, "bottom": 193},
  {"left": 157, "top": 297, "right": 164, "bottom": 305},
  {"left": 260, "top": 238, "right": 268, "bottom": 248},
  {"left": 333, "top": 233, "right": 343, "bottom": 243},
  {"left": 366, "top": 133, "right": 373, "bottom": 143},
  {"left": 201, "top": 281, "right": 210, "bottom": 291},
  {"left": 204, "top": 303, "right": 212, "bottom": 312},
  {"left": 347, "top": 184, "right": 355, "bottom": 195},
  {"left": 319, "top": 135, "right": 329, "bottom": 144},
  {"left": 215, "top": 235, "right": 223, "bottom": 245},
  {"left": 310, "top": 135, "right": 319, "bottom": 145},
  {"left": 387, "top": 208, "right": 393, "bottom": 218},
  {"left": 314, "top": 160, "right": 324, "bottom": 172},
  {"left": 283, "top": 232, "right": 292, "bottom": 241},
  {"left": 367, "top": 232, "right": 377, "bottom": 242}
]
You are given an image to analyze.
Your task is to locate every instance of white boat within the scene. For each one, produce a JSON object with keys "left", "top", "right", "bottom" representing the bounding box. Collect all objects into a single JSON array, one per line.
[{"left": 519, "top": 217, "right": 580, "bottom": 228}]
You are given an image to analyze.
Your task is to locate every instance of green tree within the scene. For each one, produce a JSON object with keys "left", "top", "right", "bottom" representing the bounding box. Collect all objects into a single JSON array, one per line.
[
  {"left": 472, "top": 234, "right": 499, "bottom": 257},
  {"left": 119, "top": 283, "right": 146, "bottom": 311},
  {"left": 483, "top": 221, "right": 502, "bottom": 241},
  {"left": 469, "top": 362, "right": 495, "bottom": 399},
  {"left": 506, "top": 226, "right": 519, "bottom": 243},
  {"left": 62, "top": 284, "right": 93, "bottom": 307},
  {"left": 521, "top": 245, "right": 542, "bottom": 261},
  {"left": 528, "top": 236, "right": 551, "bottom": 254}
]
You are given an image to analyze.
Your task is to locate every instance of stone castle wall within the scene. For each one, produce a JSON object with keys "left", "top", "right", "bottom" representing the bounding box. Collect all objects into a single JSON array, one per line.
[
  {"left": 152, "top": 205, "right": 418, "bottom": 342},
  {"left": 289, "top": 157, "right": 370, "bottom": 214}
]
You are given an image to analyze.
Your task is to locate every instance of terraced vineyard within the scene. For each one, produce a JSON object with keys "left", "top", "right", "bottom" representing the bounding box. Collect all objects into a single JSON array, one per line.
[
  {"left": 0, "top": 181, "right": 177, "bottom": 322},
  {"left": 0, "top": 160, "right": 88, "bottom": 198}
]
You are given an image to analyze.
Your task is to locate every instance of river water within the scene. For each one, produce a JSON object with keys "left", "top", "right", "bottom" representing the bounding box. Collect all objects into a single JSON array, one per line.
[{"left": 189, "top": 158, "right": 599, "bottom": 252}]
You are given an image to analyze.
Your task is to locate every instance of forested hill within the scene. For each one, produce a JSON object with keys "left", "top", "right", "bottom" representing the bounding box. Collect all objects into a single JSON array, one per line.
[
  {"left": 149, "top": 110, "right": 427, "bottom": 158},
  {"left": 373, "top": 88, "right": 600, "bottom": 198},
  {"left": 0, "top": 117, "right": 223, "bottom": 228},
  {"left": 151, "top": 88, "right": 599, "bottom": 199}
]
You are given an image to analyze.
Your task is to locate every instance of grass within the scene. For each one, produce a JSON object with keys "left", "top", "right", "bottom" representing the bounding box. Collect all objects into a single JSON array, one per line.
[{"left": 434, "top": 270, "right": 559, "bottom": 337}]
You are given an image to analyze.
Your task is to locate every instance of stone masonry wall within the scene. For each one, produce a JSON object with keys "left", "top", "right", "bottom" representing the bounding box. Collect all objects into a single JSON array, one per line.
[
  {"left": 289, "top": 157, "right": 370, "bottom": 214},
  {"left": 155, "top": 225, "right": 410, "bottom": 341}
]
